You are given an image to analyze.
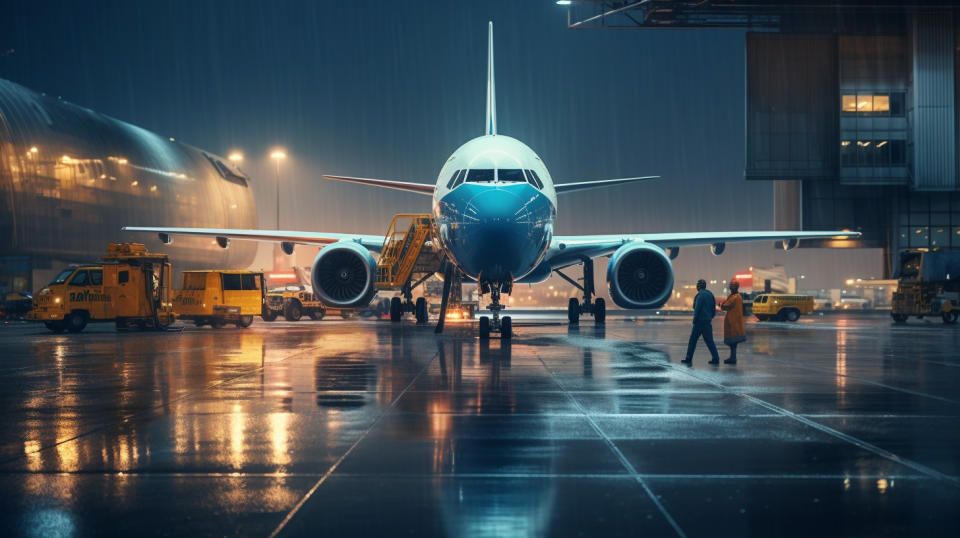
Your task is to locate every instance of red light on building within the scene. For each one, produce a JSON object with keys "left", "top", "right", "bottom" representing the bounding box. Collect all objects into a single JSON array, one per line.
[{"left": 734, "top": 273, "right": 752, "bottom": 281}]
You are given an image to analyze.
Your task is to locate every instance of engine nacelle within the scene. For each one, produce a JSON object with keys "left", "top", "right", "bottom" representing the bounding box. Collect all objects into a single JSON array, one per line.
[
  {"left": 710, "top": 242, "right": 725, "bottom": 256},
  {"left": 607, "top": 242, "right": 675, "bottom": 309},
  {"left": 311, "top": 241, "right": 377, "bottom": 308}
]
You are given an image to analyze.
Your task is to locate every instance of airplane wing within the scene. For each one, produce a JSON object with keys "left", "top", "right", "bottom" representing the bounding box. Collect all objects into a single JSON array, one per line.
[
  {"left": 545, "top": 230, "right": 861, "bottom": 268},
  {"left": 554, "top": 176, "right": 660, "bottom": 194},
  {"left": 122, "top": 226, "right": 386, "bottom": 253},
  {"left": 322, "top": 175, "right": 435, "bottom": 195}
]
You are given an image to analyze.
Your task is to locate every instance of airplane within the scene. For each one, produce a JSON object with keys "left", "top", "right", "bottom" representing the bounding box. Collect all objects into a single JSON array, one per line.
[{"left": 125, "top": 22, "right": 860, "bottom": 339}]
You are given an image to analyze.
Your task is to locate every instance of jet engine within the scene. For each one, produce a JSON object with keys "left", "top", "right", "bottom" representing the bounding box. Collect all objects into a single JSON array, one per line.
[
  {"left": 606, "top": 242, "right": 675, "bottom": 309},
  {"left": 311, "top": 241, "right": 377, "bottom": 308}
]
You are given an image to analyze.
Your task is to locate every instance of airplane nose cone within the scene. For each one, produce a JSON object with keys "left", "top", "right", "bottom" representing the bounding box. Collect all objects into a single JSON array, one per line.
[{"left": 439, "top": 186, "right": 553, "bottom": 284}]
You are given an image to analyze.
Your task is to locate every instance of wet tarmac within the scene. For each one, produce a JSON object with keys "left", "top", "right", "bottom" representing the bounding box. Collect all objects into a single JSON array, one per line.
[{"left": 1, "top": 312, "right": 959, "bottom": 537}]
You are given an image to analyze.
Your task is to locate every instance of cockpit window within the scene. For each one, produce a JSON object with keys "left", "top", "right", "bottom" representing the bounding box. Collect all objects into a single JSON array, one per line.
[
  {"left": 525, "top": 170, "right": 544, "bottom": 189},
  {"left": 446, "top": 170, "right": 461, "bottom": 189},
  {"left": 497, "top": 169, "right": 526, "bottom": 183},
  {"left": 465, "top": 169, "right": 495, "bottom": 182}
]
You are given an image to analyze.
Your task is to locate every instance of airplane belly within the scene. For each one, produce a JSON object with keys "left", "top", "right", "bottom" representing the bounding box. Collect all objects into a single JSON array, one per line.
[{"left": 435, "top": 184, "right": 554, "bottom": 284}]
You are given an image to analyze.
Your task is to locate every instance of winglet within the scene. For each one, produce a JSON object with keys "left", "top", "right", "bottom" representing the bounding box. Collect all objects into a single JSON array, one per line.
[{"left": 485, "top": 21, "right": 497, "bottom": 136}]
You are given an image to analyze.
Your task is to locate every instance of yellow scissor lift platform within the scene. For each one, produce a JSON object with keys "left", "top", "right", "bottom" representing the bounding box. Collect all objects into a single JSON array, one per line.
[{"left": 375, "top": 214, "right": 445, "bottom": 323}]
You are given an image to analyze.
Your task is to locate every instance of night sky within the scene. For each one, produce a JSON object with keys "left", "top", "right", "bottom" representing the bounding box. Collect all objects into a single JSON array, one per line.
[{"left": 1, "top": 0, "right": 880, "bottom": 289}]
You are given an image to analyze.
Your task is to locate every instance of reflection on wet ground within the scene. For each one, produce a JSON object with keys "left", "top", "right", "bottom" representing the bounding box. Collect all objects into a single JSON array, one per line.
[{"left": 1, "top": 313, "right": 959, "bottom": 536}]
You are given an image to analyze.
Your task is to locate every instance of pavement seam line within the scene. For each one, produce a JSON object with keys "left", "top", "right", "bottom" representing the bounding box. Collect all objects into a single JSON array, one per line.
[
  {"left": 660, "top": 357, "right": 960, "bottom": 486},
  {"left": 267, "top": 348, "right": 438, "bottom": 538},
  {"left": 757, "top": 353, "right": 960, "bottom": 404},
  {"left": 2, "top": 343, "right": 329, "bottom": 466},
  {"left": 534, "top": 351, "right": 688, "bottom": 538}
]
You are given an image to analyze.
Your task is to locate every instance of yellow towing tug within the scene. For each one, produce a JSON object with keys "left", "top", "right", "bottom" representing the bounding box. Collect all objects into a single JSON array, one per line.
[{"left": 29, "top": 243, "right": 175, "bottom": 333}]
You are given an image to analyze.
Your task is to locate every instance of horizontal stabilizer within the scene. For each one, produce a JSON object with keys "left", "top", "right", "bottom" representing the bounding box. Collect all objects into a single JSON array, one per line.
[
  {"left": 554, "top": 176, "right": 660, "bottom": 194},
  {"left": 322, "top": 175, "right": 435, "bottom": 195}
]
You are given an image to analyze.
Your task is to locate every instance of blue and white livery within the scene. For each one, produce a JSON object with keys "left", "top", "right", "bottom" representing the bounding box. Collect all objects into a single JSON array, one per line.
[{"left": 126, "top": 22, "right": 859, "bottom": 335}]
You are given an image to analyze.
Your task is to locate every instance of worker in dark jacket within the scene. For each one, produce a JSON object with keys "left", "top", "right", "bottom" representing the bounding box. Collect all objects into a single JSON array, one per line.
[{"left": 682, "top": 279, "right": 721, "bottom": 365}]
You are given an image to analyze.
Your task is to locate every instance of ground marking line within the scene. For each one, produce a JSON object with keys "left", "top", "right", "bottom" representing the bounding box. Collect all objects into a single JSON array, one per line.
[
  {"left": 2, "top": 343, "right": 328, "bottom": 466},
  {"left": 267, "top": 349, "right": 438, "bottom": 538},
  {"left": 331, "top": 471, "right": 928, "bottom": 480},
  {"left": 534, "top": 352, "right": 688, "bottom": 538},
  {"left": 757, "top": 354, "right": 960, "bottom": 404},
  {"left": 657, "top": 356, "right": 960, "bottom": 486}
]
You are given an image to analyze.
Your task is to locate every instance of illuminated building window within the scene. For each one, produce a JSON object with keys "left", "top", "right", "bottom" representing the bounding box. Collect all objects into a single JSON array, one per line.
[
  {"left": 840, "top": 93, "right": 903, "bottom": 116},
  {"left": 840, "top": 139, "right": 905, "bottom": 167}
]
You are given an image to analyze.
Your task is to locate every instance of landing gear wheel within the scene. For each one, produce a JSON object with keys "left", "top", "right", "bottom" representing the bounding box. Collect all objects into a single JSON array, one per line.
[
  {"left": 784, "top": 309, "right": 800, "bottom": 322},
  {"left": 236, "top": 315, "right": 254, "bottom": 328},
  {"left": 284, "top": 301, "right": 302, "bottom": 321},
  {"left": 891, "top": 313, "right": 908, "bottom": 324},
  {"left": 261, "top": 306, "right": 277, "bottom": 322},
  {"left": 943, "top": 311, "right": 958, "bottom": 324},
  {"left": 194, "top": 318, "right": 207, "bottom": 327},
  {"left": 479, "top": 316, "right": 490, "bottom": 339},
  {"left": 66, "top": 311, "right": 88, "bottom": 333},
  {"left": 501, "top": 316, "right": 512, "bottom": 339},
  {"left": 390, "top": 297, "right": 402, "bottom": 322},
  {"left": 594, "top": 298, "right": 606, "bottom": 324},
  {"left": 210, "top": 318, "right": 226, "bottom": 329},
  {"left": 309, "top": 309, "right": 326, "bottom": 320},
  {"left": 45, "top": 321, "right": 65, "bottom": 334},
  {"left": 568, "top": 297, "right": 580, "bottom": 324},
  {"left": 415, "top": 297, "right": 428, "bottom": 324}
]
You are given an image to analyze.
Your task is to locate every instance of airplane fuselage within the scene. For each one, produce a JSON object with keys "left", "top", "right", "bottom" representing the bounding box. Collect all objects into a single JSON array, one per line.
[{"left": 433, "top": 135, "right": 557, "bottom": 287}]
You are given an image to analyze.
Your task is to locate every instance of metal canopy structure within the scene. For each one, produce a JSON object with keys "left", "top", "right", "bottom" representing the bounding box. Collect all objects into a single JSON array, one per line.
[{"left": 565, "top": 1, "right": 960, "bottom": 30}]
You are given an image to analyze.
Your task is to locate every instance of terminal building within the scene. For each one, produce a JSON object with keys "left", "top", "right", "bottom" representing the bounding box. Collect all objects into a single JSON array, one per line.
[
  {"left": 0, "top": 78, "right": 258, "bottom": 296},
  {"left": 567, "top": 0, "right": 960, "bottom": 275}
]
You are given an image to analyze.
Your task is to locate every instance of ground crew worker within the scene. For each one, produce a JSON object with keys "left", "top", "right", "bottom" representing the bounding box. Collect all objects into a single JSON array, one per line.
[
  {"left": 682, "top": 279, "right": 721, "bottom": 365},
  {"left": 721, "top": 280, "right": 746, "bottom": 365}
]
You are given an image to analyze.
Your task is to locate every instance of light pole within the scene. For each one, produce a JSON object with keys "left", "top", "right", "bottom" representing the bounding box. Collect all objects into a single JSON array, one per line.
[{"left": 270, "top": 150, "right": 286, "bottom": 230}]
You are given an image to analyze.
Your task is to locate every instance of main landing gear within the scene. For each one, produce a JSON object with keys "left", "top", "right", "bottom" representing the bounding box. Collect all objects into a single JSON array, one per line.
[
  {"left": 555, "top": 257, "right": 605, "bottom": 325},
  {"left": 389, "top": 276, "right": 431, "bottom": 324}
]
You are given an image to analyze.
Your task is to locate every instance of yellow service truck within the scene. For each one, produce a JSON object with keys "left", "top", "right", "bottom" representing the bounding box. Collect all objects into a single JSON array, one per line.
[
  {"left": 891, "top": 250, "right": 960, "bottom": 324},
  {"left": 752, "top": 294, "right": 815, "bottom": 322},
  {"left": 173, "top": 270, "right": 265, "bottom": 328},
  {"left": 29, "top": 243, "right": 175, "bottom": 333},
  {"left": 261, "top": 286, "right": 327, "bottom": 321}
]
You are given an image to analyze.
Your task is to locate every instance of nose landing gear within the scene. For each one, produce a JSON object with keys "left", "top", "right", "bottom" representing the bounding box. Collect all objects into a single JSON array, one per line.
[{"left": 478, "top": 285, "right": 512, "bottom": 339}]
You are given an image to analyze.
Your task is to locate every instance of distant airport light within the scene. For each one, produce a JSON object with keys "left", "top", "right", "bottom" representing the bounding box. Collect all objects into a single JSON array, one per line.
[
  {"left": 270, "top": 150, "right": 286, "bottom": 160},
  {"left": 61, "top": 155, "right": 71, "bottom": 163},
  {"left": 267, "top": 272, "right": 296, "bottom": 280},
  {"left": 29, "top": 146, "right": 38, "bottom": 153},
  {"left": 131, "top": 180, "right": 139, "bottom": 186},
  {"left": 169, "top": 137, "right": 175, "bottom": 142},
  {"left": 118, "top": 158, "right": 128, "bottom": 164},
  {"left": 556, "top": 0, "right": 572, "bottom": 4},
  {"left": 228, "top": 152, "right": 244, "bottom": 163}
]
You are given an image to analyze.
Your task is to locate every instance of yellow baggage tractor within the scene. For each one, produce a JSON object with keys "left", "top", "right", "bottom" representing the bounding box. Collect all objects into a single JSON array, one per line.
[
  {"left": 174, "top": 270, "right": 265, "bottom": 329},
  {"left": 28, "top": 242, "right": 175, "bottom": 333}
]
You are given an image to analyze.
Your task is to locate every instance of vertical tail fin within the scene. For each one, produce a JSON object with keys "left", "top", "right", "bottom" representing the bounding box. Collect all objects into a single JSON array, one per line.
[{"left": 485, "top": 21, "right": 497, "bottom": 136}]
